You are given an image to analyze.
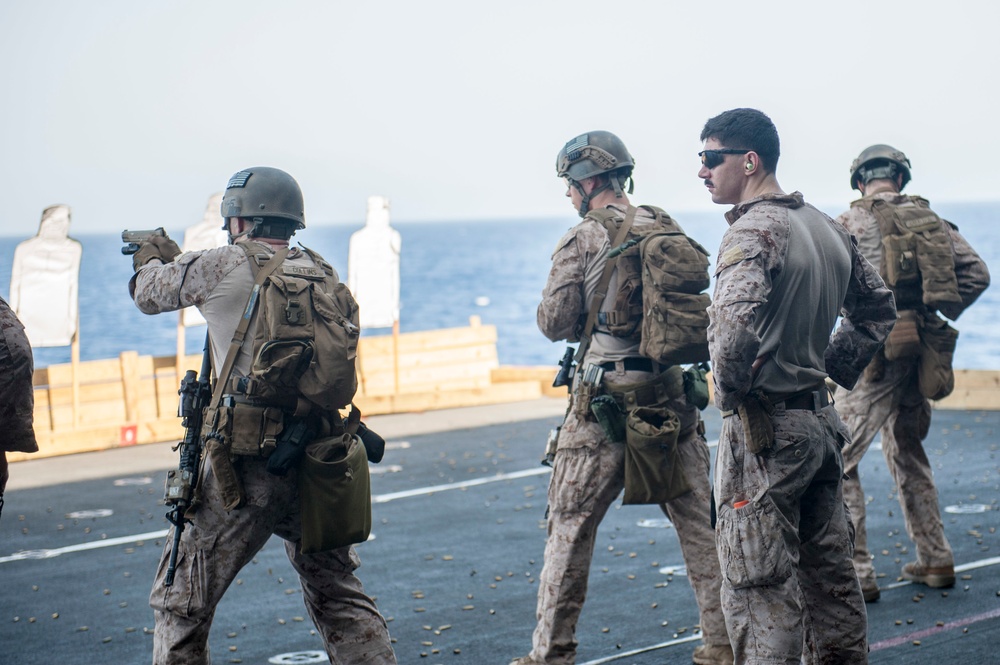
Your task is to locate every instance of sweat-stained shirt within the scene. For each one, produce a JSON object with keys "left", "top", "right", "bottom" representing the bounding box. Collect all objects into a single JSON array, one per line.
[{"left": 707, "top": 192, "right": 896, "bottom": 412}]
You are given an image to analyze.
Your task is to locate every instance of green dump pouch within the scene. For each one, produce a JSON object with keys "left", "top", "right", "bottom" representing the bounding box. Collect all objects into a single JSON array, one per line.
[
  {"left": 918, "top": 316, "right": 959, "bottom": 400},
  {"left": 623, "top": 406, "right": 689, "bottom": 505},
  {"left": 228, "top": 404, "right": 284, "bottom": 458},
  {"left": 737, "top": 390, "right": 775, "bottom": 455},
  {"left": 882, "top": 309, "right": 922, "bottom": 361},
  {"left": 590, "top": 395, "right": 625, "bottom": 442},
  {"left": 299, "top": 433, "right": 372, "bottom": 554}
]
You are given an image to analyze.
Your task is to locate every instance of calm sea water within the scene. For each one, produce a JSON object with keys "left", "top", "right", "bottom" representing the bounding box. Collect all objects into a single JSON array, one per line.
[{"left": 1, "top": 201, "right": 997, "bottom": 371}]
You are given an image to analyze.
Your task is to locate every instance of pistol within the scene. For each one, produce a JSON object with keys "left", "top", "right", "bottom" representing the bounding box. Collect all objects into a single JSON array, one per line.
[{"left": 121, "top": 227, "right": 166, "bottom": 255}]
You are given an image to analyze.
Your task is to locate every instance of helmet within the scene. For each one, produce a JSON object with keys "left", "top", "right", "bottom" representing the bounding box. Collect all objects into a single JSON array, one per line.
[
  {"left": 849, "top": 144, "right": 911, "bottom": 191},
  {"left": 556, "top": 131, "right": 634, "bottom": 183},
  {"left": 557, "top": 131, "right": 635, "bottom": 217},
  {"left": 221, "top": 167, "right": 306, "bottom": 232}
]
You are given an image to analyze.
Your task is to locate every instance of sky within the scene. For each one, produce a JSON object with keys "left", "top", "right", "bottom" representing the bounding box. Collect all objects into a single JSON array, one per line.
[{"left": 2, "top": 0, "right": 999, "bottom": 236}]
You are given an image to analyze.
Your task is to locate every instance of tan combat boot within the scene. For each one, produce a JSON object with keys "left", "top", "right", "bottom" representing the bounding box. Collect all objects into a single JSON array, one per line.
[
  {"left": 692, "top": 642, "right": 735, "bottom": 665},
  {"left": 901, "top": 561, "right": 956, "bottom": 588}
]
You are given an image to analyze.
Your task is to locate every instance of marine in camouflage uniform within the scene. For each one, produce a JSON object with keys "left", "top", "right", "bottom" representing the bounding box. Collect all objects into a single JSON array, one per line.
[
  {"left": 513, "top": 132, "right": 731, "bottom": 665},
  {"left": 0, "top": 296, "right": 38, "bottom": 509},
  {"left": 699, "top": 109, "right": 895, "bottom": 664},
  {"left": 130, "top": 167, "right": 395, "bottom": 665},
  {"left": 833, "top": 145, "right": 990, "bottom": 600}
]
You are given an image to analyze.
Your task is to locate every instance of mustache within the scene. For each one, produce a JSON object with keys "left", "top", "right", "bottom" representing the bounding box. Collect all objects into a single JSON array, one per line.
[{"left": 702, "top": 179, "right": 714, "bottom": 187}]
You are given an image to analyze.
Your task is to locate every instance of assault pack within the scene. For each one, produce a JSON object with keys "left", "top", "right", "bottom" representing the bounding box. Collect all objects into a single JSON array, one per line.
[
  {"left": 237, "top": 242, "right": 361, "bottom": 412},
  {"left": 854, "top": 195, "right": 961, "bottom": 311},
  {"left": 576, "top": 205, "right": 711, "bottom": 368}
]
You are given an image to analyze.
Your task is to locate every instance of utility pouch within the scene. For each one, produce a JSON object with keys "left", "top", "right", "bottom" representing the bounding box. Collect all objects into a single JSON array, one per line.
[
  {"left": 623, "top": 405, "right": 689, "bottom": 505},
  {"left": 917, "top": 315, "right": 959, "bottom": 400},
  {"left": 590, "top": 395, "right": 626, "bottom": 442},
  {"left": 299, "top": 433, "right": 372, "bottom": 554},
  {"left": 228, "top": 404, "right": 285, "bottom": 458},
  {"left": 201, "top": 404, "right": 233, "bottom": 448},
  {"left": 737, "top": 390, "right": 775, "bottom": 455},
  {"left": 883, "top": 310, "right": 922, "bottom": 361},
  {"left": 883, "top": 232, "right": 919, "bottom": 287},
  {"left": 682, "top": 362, "right": 710, "bottom": 410}
]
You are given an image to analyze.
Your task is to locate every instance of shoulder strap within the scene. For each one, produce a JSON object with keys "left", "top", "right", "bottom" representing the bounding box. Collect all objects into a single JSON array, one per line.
[
  {"left": 573, "top": 205, "right": 637, "bottom": 365},
  {"left": 208, "top": 246, "right": 289, "bottom": 409}
]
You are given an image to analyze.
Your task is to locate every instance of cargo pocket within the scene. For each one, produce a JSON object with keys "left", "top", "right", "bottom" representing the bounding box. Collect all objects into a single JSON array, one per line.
[
  {"left": 150, "top": 530, "right": 217, "bottom": 619},
  {"left": 716, "top": 498, "right": 792, "bottom": 589}
]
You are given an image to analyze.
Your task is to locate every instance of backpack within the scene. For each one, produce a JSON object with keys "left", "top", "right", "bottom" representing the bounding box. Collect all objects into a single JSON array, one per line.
[
  {"left": 853, "top": 195, "right": 961, "bottom": 311},
  {"left": 239, "top": 243, "right": 360, "bottom": 412},
  {"left": 584, "top": 205, "right": 711, "bottom": 366}
]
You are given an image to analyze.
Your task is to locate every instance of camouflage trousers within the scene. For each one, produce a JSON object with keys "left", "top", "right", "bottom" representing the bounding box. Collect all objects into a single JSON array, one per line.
[
  {"left": 834, "top": 357, "right": 952, "bottom": 590},
  {"left": 714, "top": 404, "right": 868, "bottom": 665},
  {"left": 149, "top": 454, "right": 395, "bottom": 665},
  {"left": 526, "top": 373, "right": 727, "bottom": 664}
]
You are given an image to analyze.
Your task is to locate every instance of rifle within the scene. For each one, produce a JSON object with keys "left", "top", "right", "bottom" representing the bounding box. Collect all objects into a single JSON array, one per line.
[
  {"left": 121, "top": 227, "right": 166, "bottom": 255},
  {"left": 163, "top": 333, "right": 212, "bottom": 587},
  {"left": 552, "top": 346, "right": 576, "bottom": 388}
]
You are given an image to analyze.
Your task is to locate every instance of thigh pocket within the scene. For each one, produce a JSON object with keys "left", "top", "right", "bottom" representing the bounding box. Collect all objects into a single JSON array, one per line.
[
  {"left": 717, "top": 498, "right": 792, "bottom": 589},
  {"left": 150, "top": 530, "right": 217, "bottom": 619}
]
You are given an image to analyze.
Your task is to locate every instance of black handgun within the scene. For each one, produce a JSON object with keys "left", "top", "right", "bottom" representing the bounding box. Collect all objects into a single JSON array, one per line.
[{"left": 121, "top": 227, "right": 166, "bottom": 255}]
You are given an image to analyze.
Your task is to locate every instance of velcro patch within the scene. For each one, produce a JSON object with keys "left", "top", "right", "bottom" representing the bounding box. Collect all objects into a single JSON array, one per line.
[{"left": 721, "top": 246, "right": 746, "bottom": 266}]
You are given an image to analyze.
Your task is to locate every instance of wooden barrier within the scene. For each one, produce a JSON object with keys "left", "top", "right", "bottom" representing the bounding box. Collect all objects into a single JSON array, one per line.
[
  {"left": 9, "top": 329, "right": 999, "bottom": 462},
  {"left": 11, "top": 317, "right": 543, "bottom": 461}
]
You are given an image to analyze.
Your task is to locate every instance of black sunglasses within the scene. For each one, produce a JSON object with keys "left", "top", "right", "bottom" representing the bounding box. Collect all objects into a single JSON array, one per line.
[{"left": 699, "top": 148, "right": 751, "bottom": 169}]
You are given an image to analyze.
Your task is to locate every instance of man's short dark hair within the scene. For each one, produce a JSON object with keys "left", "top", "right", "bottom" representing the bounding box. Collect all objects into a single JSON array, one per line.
[{"left": 700, "top": 108, "right": 780, "bottom": 173}]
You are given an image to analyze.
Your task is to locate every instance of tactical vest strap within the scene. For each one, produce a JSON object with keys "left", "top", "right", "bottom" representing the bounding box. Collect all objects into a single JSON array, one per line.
[{"left": 574, "top": 205, "right": 637, "bottom": 365}]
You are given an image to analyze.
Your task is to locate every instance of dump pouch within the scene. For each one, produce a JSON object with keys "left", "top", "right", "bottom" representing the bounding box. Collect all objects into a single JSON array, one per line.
[
  {"left": 918, "top": 315, "right": 959, "bottom": 400},
  {"left": 737, "top": 390, "right": 775, "bottom": 455},
  {"left": 882, "top": 309, "right": 922, "bottom": 361},
  {"left": 299, "top": 433, "right": 372, "bottom": 554},
  {"left": 623, "top": 406, "right": 689, "bottom": 505}
]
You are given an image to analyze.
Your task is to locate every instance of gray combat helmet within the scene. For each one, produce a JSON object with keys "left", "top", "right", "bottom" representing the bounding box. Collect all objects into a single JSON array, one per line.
[
  {"left": 850, "top": 144, "right": 912, "bottom": 191},
  {"left": 557, "top": 131, "right": 635, "bottom": 217},
  {"left": 221, "top": 167, "right": 306, "bottom": 238}
]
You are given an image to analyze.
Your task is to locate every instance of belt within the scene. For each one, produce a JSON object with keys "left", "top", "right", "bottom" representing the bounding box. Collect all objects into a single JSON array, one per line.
[
  {"left": 771, "top": 388, "right": 830, "bottom": 411},
  {"left": 599, "top": 358, "right": 654, "bottom": 373}
]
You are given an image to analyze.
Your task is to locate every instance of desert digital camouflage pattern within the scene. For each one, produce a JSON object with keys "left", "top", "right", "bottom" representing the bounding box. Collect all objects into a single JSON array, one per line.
[{"left": 709, "top": 192, "right": 895, "bottom": 664}]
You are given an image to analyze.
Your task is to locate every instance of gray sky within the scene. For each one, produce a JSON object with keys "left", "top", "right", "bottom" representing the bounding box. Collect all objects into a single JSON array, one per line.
[{"left": 2, "top": 0, "right": 998, "bottom": 235}]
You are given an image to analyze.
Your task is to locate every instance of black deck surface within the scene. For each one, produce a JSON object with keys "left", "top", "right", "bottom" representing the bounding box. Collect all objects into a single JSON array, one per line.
[{"left": 2, "top": 406, "right": 998, "bottom": 665}]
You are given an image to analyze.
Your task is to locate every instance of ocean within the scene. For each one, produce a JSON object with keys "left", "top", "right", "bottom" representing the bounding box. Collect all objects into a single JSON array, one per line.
[{"left": 1, "top": 201, "right": 997, "bottom": 371}]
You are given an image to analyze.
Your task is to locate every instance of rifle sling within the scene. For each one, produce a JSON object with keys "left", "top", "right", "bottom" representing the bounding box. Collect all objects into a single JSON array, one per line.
[{"left": 202, "top": 246, "right": 288, "bottom": 512}]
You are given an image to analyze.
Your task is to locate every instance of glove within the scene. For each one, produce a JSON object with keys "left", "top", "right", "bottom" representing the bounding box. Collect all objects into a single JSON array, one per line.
[{"left": 132, "top": 235, "right": 182, "bottom": 271}]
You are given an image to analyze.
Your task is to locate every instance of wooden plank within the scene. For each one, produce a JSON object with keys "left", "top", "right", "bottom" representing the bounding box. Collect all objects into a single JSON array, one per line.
[
  {"left": 44, "top": 358, "right": 124, "bottom": 386},
  {"left": 359, "top": 325, "right": 497, "bottom": 356}
]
